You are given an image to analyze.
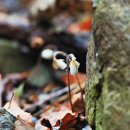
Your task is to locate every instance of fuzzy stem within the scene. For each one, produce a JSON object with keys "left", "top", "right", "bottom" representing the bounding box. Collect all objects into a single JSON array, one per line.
[
  {"left": 76, "top": 74, "right": 85, "bottom": 111},
  {"left": 67, "top": 65, "right": 74, "bottom": 112}
]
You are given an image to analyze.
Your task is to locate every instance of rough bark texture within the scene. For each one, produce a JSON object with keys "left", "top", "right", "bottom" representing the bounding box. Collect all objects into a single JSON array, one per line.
[{"left": 85, "top": 0, "right": 130, "bottom": 130}]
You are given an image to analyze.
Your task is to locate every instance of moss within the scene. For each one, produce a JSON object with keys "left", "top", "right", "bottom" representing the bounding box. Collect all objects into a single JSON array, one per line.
[
  {"left": 86, "top": 36, "right": 102, "bottom": 129},
  {"left": 102, "top": 71, "right": 130, "bottom": 130},
  {"left": 86, "top": 0, "right": 130, "bottom": 130}
]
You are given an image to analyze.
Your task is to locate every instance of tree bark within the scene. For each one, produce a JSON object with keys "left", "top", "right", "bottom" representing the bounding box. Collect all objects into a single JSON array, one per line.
[{"left": 85, "top": 0, "right": 130, "bottom": 130}]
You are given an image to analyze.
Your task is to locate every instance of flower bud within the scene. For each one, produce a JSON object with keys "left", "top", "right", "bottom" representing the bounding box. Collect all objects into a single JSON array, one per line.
[
  {"left": 68, "top": 54, "right": 80, "bottom": 75},
  {"left": 69, "top": 60, "right": 80, "bottom": 75},
  {"left": 53, "top": 59, "right": 67, "bottom": 70},
  {"left": 53, "top": 51, "right": 67, "bottom": 70}
]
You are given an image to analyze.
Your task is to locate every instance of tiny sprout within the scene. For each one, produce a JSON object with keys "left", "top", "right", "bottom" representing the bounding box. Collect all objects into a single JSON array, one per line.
[{"left": 41, "top": 49, "right": 54, "bottom": 60}]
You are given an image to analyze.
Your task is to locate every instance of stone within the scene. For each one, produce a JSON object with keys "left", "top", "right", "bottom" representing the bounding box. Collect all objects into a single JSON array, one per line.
[{"left": 85, "top": 0, "right": 130, "bottom": 130}]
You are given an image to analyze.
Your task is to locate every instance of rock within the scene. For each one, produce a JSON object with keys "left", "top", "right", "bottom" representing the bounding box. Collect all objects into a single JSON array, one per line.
[
  {"left": 0, "top": 108, "right": 16, "bottom": 130},
  {"left": 85, "top": 0, "right": 130, "bottom": 130}
]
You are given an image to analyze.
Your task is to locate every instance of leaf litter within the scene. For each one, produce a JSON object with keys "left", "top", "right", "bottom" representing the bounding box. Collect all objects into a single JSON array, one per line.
[{"left": 0, "top": 71, "right": 90, "bottom": 130}]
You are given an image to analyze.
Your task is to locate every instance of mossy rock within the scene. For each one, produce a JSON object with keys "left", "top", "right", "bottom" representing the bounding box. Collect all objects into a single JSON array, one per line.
[
  {"left": 86, "top": 0, "right": 130, "bottom": 130},
  {"left": 0, "top": 39, "right": 34, "bottom": 73}
]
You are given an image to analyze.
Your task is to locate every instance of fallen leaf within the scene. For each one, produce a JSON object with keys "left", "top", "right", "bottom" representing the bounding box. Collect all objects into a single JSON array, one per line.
[
  {"left": 41, "top": 118, "right": 53, "bottom": 130},
  {"left": 4, "top": 100, "right": 33, "bottom": 124},
  {"left": 54, "top": 113, "right": 77, "bottom": 130},
  {"left": 40, "top": 107, "right": 78, "bottom": 130},
  {"left": 72, "top": 93, "right": 85, "bottom": 112},
  {"left": 41, "top": 107, "right": 72, "bottom": 126},
  {"left": 61, "top": 73, "right": 86, "bottom": 85},
  {"left": 35, "top": 120, "right": 49, "bottom": 130},
  {"left": 14, "top": 84, "right": 24, "bottom": 97},
  {"left": 15, "top": 118, "right": 35, "bottom": 130}
]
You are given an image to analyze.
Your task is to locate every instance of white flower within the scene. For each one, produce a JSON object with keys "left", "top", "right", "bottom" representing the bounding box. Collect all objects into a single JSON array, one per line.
[
  {"left": 69, "top": 60, "right": 80, "bottom": 75},
  {"left": 52, "top": 52, "right": 80, "bottom": 73},
  {"left": 53, "top": 59, "right": 67, "bottom": 70},
  {"left": 53, "top": 51, "right": 67, "bottom": 70},
  {"left": 69, "top": 54, "right": 76, "bottom": 60},
  {"left": 68, "top": 54, "right": 80, "bottom": 75},
  {"left": 41, "top": 49, "right": 54, "bottom": 59}
]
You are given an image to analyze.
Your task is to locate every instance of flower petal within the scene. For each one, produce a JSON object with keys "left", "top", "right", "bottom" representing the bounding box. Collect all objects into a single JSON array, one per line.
[
  {"left": 53, "top": 59, "right": 67, "bottom": 70},
  {"left": 68, "top": 54, "right": 76, "bottom": 61},
  {"left": 69, "top": 60, "right": 80, "bottom": 75}
]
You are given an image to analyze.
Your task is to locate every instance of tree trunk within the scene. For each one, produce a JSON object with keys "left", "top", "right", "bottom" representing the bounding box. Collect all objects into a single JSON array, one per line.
[{"left": 85, "top": 0, "right": 130, "bottom": 130}]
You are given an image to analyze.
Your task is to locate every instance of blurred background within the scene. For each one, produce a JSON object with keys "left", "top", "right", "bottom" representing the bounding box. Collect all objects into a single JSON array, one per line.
[{"left": 0, "top": 0, "right": 92, "bottom": 107}]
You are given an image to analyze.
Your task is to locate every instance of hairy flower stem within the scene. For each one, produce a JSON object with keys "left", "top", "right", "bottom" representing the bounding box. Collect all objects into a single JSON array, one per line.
[
  {"left": 76, "top": 74, "right": 85, "bottom": 111},
  {"left": 67, "top": 63, "right": 74, "bottom": 112}
]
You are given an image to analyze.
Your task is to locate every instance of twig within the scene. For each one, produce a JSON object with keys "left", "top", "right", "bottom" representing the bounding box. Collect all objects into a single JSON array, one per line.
[{"left": 8, "top": 92, "right": 14, "bottom": 109}]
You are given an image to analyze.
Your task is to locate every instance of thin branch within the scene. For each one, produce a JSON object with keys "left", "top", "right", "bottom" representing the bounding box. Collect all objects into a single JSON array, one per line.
[{"left": 8, "top": 92, "right": 14, "bottom": 109}]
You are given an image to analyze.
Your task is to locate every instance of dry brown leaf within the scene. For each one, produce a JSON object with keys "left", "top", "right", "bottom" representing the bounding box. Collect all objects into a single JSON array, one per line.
[
  {"left": 54, "top": 113, "right": 77, "bottom": 130},
  {"left": 62, "top": 73, "right": 86, "bottom": 85},
  {"left": 40, "top": 107, "right": 78, "bottom": 130},
  {"left": 41, "top": 107, "right": 72, "bottom": 126},
  {"left": 15, "top": 119, "right": 35, "bottom": 130},
  {"left": 4, "top": 100, "right": 33, "bottom": 124}
]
